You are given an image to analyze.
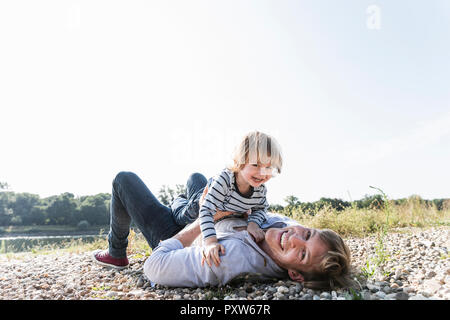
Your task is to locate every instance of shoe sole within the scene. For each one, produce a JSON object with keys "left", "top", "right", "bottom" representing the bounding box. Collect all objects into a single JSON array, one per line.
[{"left": 91, "top": 250, "right": 129, "bottom": 270}]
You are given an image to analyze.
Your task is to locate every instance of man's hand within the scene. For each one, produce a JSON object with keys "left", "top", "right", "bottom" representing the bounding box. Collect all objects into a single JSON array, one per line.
[
  {"left": 199, "top": 186, "right": 208, "bottom": 208},
  {"left": 247, "top": 221, "right": 265, "bottom": 243},
  {"left": 201, "top": 236, "right": 226, "bottom": 267}
]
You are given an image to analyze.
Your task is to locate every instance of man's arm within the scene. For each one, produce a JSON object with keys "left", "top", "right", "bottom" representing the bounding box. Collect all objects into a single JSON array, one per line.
[{"left": 173, "top": 218, "right": 202, "bottom": 247}]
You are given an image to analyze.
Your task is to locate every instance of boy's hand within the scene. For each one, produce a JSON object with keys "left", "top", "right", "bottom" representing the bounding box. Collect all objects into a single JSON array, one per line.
[
  {"left": 247, "top": 221, "right": 265, "bottom": 243},
  {"left": 201, "top": 237, "right": 226, "bottom": 267}
]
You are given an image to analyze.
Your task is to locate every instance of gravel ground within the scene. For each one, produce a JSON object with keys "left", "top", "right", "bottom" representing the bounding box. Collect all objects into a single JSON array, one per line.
[{"left": 0, "top": 226, "right": 448, "bottom": 300}]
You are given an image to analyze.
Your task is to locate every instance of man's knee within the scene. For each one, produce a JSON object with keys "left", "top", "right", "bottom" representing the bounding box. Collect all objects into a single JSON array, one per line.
[
  {"left": 188, "top": 172, "right": 207, "bottom": 184},
  {"left": 113, "top": 171, "right": 137, "bottom": 188}
]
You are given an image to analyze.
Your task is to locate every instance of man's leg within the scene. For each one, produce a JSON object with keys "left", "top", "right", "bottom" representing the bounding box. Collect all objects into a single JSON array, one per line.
[
  {"left": 107, "top": 171, "right": 184, "bottom": 257},
  {"left": 171, "top": 172, "right": 207, "bottom": 226}
]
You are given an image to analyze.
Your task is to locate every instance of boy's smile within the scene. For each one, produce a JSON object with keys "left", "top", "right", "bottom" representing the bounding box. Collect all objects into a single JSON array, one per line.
[{"left": 239, "top": 162, "right": 273, "bottom": 188}]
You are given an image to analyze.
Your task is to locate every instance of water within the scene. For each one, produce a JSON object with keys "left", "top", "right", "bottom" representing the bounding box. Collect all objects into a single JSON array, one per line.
[{"left": 0, "top": 234, "right": 105, "bottom": 253}]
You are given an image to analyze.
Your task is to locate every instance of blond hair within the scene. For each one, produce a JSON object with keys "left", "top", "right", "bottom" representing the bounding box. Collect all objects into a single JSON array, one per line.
[
  {"left": 227, "top": 131, "right": 283, "bottom": 175},
  {"left": 302, "top": 229, "right": 357, "bottom": 290}
]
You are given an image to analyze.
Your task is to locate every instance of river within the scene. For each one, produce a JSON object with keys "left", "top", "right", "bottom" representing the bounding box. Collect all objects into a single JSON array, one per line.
[{"left": 0, "top": 234, "right": 105, "bottom": 254}]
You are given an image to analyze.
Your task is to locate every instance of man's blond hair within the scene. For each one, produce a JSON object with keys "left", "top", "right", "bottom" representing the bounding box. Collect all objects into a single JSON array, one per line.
[{"left": 302, "top": 229, "right": 357, "bottom": 290}]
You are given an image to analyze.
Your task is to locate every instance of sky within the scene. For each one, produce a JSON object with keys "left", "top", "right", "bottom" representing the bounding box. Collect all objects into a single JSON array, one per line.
[{"left": 1, "top": 0, "right": 449, "bottom": 205}]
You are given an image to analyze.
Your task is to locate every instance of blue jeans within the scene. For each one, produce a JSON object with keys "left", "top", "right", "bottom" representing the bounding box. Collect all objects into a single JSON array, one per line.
[{"left": 108, "top": 171, "right": 207, "bottom": 258}]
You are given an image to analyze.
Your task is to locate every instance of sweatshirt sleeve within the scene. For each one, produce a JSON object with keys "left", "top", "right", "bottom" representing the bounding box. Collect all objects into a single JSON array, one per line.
[
  {"left": 198, "top": 171, "right": 230, "bottom": 240},
  {"left": 143, "top": 235, "right": 265, "bottom": 288},
  {"left": 143, "top": 239, "right": 220, "bottom": 287}
]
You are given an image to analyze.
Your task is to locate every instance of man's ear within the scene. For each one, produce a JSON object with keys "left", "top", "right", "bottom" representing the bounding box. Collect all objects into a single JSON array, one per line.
[{"left": 288, "top": 270, "right": 304, "bottom": 283}]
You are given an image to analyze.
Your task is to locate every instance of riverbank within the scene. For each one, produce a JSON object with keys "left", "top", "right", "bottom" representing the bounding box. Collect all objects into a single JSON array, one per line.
[
  {"left": 0, "top": 226, "right": 448, "bottom": 300},
  {"left": 0, "top": 225, "right": 109, "bottom": 238}
]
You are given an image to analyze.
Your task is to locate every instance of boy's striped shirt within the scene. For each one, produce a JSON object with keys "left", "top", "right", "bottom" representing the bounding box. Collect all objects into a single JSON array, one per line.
[{"left": 199, "top": 168, "right": 269, "bottom": 240}]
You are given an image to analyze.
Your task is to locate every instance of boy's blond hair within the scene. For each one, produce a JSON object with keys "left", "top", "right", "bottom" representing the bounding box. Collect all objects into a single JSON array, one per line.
[{"left": 227, "top": 131, "right": 283, "bottom": 175}]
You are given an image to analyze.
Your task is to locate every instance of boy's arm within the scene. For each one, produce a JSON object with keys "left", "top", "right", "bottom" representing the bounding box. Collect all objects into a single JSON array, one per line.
[
  {"left": 248, "top": 187, "right": 270, "bottom": 227},
  {"left": 198, "top": 173, "right": 229, "bottom": 241}
]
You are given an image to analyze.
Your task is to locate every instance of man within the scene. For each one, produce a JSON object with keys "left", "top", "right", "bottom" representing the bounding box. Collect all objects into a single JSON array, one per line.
[{"left": 93, "top": 172, "right": 354, "bottom": 290}]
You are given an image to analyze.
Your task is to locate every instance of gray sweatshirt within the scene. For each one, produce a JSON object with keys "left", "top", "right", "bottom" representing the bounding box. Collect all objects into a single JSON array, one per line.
[{"left": 143, "top": 212, "right": 300, "bottom": 287}]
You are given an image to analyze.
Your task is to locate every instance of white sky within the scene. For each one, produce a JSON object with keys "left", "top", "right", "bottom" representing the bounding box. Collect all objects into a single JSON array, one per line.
[{"left": 1, "top": 0, "right": 449, "bottom": 205}]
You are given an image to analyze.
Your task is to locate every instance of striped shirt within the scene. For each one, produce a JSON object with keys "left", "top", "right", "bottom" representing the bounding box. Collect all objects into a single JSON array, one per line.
[{"left": 199, "top": 168, "right": 269, "bottom": 240}]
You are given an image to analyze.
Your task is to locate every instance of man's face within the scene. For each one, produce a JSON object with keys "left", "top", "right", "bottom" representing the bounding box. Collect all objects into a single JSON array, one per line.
[{"left": 261, "top": 225, "right": 328, "bottom": 282}]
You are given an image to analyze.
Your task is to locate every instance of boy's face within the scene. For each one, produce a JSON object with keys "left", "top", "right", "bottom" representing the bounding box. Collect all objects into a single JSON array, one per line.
[{"left": 240, "top": 162, "right": 273, "bottom": 187}]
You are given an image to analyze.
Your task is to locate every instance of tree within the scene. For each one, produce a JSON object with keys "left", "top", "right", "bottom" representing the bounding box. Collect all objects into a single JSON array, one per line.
[
  {"left": 354, "top": 194, "right": 385, "bottom": 210},
  {"left": 30, "top": 206, "right": 46, "bottom": 225},
  {"left": 284, "top": 195, "right": 300, "bottom": 207},
  {"left": 76, "top": 193, "right": 110, "bottom": 226},
  {"left": 268, "top": 204, "right": 284, "bottom": 212},
  {"left": 315, "top": 197, "right": 351, "bottom": 212},
  {"left": 158, "top": 184, "right": 186, "bottom": 206},
  {"left": 46, "top": 193, "right": 78, "bottom": 225},
  {"left": 9, "top": 193, "right": 40, "bottom": 225},
  {"left": 0, "top": 191, "right": 14, "bottom": 226}
]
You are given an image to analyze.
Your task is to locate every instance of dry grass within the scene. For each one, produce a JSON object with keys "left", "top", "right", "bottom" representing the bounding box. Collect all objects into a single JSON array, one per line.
[{"left": 288, "top": 199, "right": 450, "bottom": 237}]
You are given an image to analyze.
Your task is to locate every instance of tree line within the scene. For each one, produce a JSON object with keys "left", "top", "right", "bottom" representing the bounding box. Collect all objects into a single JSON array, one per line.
[
  {"left": 273, "top": 194, "right": 450, "bottom": 217},
  {"left": 0, "top": 181, "right": 448, "bottom": 229},
  {"left": 0, "top": 191, "right": 111, "bottom": 228}
]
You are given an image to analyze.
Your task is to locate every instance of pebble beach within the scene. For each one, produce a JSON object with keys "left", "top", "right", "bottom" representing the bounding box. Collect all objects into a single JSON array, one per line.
[{"left": 1, "top": 226, "right": 449, "bottom": 300}]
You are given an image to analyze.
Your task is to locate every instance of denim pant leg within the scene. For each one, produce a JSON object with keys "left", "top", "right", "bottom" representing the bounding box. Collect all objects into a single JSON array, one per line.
[
  {"left": 108, "top": 171, "right": 184, "bottom": 257},
  {"left": 171, "top": 172, "right": 208, "bottom": 226}
]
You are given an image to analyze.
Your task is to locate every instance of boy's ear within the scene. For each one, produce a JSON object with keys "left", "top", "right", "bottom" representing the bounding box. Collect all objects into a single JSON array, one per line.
[{"left": 288, "top": 270, "right": 304, "bottom": 283}]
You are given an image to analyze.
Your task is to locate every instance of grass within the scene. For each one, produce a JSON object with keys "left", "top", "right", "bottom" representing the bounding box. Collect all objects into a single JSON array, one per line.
[
  {"left": 280, "top": 187, "right": 450, "bottom": 283},
  {"left": 0, "top": 228, "right": 151, "bottom": 258},
  {"left": 0, "top": 224, "right": 110, "bottom": 236},
  {"left": 285, "top": 196, "right": 449, "bottom": 238}
]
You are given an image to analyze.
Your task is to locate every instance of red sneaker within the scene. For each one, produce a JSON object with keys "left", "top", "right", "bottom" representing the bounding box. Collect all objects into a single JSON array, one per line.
[{"left": 92, "top": 249, "right": 129, "bottom": 269}]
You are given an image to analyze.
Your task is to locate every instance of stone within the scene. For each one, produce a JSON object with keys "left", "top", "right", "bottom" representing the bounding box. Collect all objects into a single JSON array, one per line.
[
  {"left": 385, "top": 293, "right": 397, "bottom": 300},
  {"left": 366, "top": 283, "right": 380, "bottom": 293},
  {"left": 320, "top": 292, "right": 331, "bottom": 299},
  {"left": 238, "top": 290, "right": 247, "bottom": 298},
  {"left": 277, "top": 286, "right": 289, "bottom": 294},
  {"left": 390, "top": 283, "right": 399, "bottom": 290},
  {"left": 409, "top": 294, "right": 428, "bottom": 300},
  {"left": 295, "top": 283, "right": 303, "bottom": 293},
  {"left": 395, "top": 292, "right": 409, "bottom": 300},
  {"left": 423, "top": 279, "right": 441, "bottom": 294},
  {"left": 403, "top": 286, "right": 416, "bottom": 294},
  {"left": 362, "top": 291, "right": 371, "bottom": 300},
  {"left": 274, "top": 292, "right": 286, "bottom": 300},
  {"left": 382, "top": 286, "right": 392, "bottom": 294},
  {"left": 136, "top": 276, "right": 144, "bottom": 288}
]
